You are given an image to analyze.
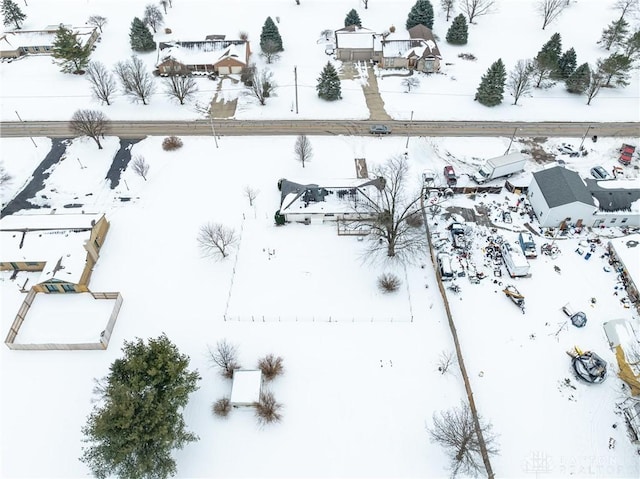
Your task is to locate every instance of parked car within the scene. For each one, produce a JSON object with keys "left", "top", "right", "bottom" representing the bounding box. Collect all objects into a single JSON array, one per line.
[
  {"left": 369, "top": 124, "right": 391, "bottom": 135},
  {"left": 443, "top": 165, "right": 457, "bottom": 186},
  {"left": 437, "top": 252, "right": 454, "bottom": 280},
  {"left": 422, "top": 169, "right": 436, "bottom": 185},
  {"left": 590, "top": 166, "right": 610, "bottom": 180},
  {"left": 557, "top": 143, "right": 580, "bottom": 157}
]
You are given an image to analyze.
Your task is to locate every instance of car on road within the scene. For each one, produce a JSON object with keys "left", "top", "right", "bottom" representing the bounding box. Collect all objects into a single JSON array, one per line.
[
  {"left": 590, "top": 166, "right": 610, "bottom": 180},
  {"left": 443, "top": 165, "right": 457, "bottom": 186},
  {"left": 369, "top": 124, "right": 391, "bottom": 135}
]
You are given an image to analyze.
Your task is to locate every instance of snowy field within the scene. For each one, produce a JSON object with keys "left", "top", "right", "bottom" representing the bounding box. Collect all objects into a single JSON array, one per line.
[
  {"left": 0, "top": 0, "right": 638, "bottom": 122},
  {"left": 1, "top": 131, "right": 639, "bottom": 478},
  {"left": 12, "top": 291, "right": 117, "bottom": 344}
]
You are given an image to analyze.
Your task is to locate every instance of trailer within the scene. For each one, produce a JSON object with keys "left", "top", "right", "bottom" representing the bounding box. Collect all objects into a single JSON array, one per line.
[
  {"left": 472, "top": 152, "right": 527, "bottom": 184},
  {"left": 501, "top": 241, "right": 531, "bottom": 277}
]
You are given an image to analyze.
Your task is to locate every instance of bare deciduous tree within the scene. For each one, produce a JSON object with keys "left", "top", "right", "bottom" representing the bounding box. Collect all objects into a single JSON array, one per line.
[
  {"left": 428, "top": 402, "right": 499, "bottom": 478},
  {"left": 244, "top": 186, "right": 259, "bottom": 206},
  {"left": 538, "top": 0, "right": 566, "bottom": 30},
  {"left": 143, "top": 4, "right": 164, "bottom": 33},
  {"left": 441, "top": 0, "right": 455, "bottom": 21},
  {"left": 294, "top": 135, "right": 313, "bottom": 167},
  {"left": 160, "top": 0, "right": 169, "bottom": 14},
  {"left": 197, "top": 222, "right": 238, "bottom": 259},
  {"left": 615, "top": 0, "right": 638, "bottom": 19},
  {"left": 507, "top": 59, "right": 534, "bottom": 105},
  {"left": 131, "top": 155, "right": 150, "bottom": 181},
  {"left": 254, "top": 390, "right": 283, "bottom": 425},
  {"left": 247, "top": 67, "right": 275, "bottom": 106},
  {"left": 86, "top": 61, "right": 116, "bottom": 105},
  {"left": 261, "top": 39, "right": 281, "bottom": 64},
  {"left": 163, "top": 74, "right": 198, "bottom": 105},
  {"left": 207, "top": 339, "right": 240, "bottom": 379},
  {"left": 402, "top": 76, "right": 421, "bottom": 92},
  {"left": 437, "top": 350, "right": 456, "bottom": 374},
  {"left": 114, "top": 56, "right": 156, "bottom": 105},
  {"left": 360, "top": 155, "right": 427, "bottom": 260},
  {"left": 586, "top": 68, "right": 604, "bottom": 105},
  {"left": 258, "top": 354, "right": 284, "bottom": 380},
  {"left": 459, "top": 0, "right": 495, "bottom": 24},
  {"left": 70, "top": 109, "right": 108, "bottom": 149},
  {"left": 319, "top": 29, "right": 334, "bottom": 43},
  {"left": 87, "top": 14, "right": 107, "bottom": 33}
]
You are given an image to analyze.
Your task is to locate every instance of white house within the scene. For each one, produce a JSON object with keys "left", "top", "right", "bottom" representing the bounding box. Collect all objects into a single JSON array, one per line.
[
  {"left": 587, "top": 179, "right": 640, "bottom": 228},
  {"left": 528, "top": 167, "right": 596, "bottom": 227}
]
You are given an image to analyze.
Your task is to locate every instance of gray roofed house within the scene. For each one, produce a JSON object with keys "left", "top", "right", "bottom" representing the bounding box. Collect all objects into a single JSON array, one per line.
[
  {"left": 528, "top": 167, "right": 595, "bottom": 227},
  {"left": 586, "top": 179, "right": 640, "bottom": 212}
]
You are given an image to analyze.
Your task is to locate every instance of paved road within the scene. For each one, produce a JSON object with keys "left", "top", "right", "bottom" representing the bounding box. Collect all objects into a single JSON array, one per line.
[{"left": 1, "top": 120, "right": 638, "bottom": 138}]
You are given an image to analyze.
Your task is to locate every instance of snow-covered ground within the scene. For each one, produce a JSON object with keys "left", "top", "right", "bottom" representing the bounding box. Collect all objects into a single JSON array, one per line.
[
  {"left": 1, "top": 0, "right": 638, "bottom": 122},
  {"left": 1, "top": 132, "right": 639, "bottom": 478},
  {"left": 1, "top": 0, "right": 639, "bottom": 477}
]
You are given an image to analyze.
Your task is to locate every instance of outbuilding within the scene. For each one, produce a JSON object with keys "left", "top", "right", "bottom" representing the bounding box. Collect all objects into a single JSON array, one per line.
[{"left": 230, "top": 370, "right": 263, "bottom": 407}]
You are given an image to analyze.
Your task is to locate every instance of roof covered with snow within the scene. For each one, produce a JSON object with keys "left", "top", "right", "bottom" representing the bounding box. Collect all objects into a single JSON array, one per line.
[
  {"left": 532, "top": 166, "right": 594, "bottom": 208},
  {"left": 335, "top": 25, "right": 376, "bottom": 49},
  {"left": 0, "top": 26, "right": 96, "bottom": 50},
  {"left": 230, "top": 370, "right": 262, "bottom": 405},
  {"left": 586, "top": 179, "right": 640, "bottom": 212},
  {"left": 608, "top": 234, "right": 640, "bottom": 285},
  {"left": 158, "top": 40, "right": 247, "bottom": 66},
  {"left": 0, "top": 212, "right": 104, "bottom": 231}
]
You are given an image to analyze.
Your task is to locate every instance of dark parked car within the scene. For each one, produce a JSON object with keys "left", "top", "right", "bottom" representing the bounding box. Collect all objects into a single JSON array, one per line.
[
  {"left": 369, "top": 124, "right": 391, "bottom": 135},
  {"left": 590, "top": 166, "right": 610, "bottom": 180},
  {"left": 443, "top": 165, "right": 457, "bottom": 186}
]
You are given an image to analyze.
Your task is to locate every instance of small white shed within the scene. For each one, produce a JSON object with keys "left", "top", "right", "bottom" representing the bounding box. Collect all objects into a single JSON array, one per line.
[{"left": 230, "top": 370, "right": 263, "bottom": 407}]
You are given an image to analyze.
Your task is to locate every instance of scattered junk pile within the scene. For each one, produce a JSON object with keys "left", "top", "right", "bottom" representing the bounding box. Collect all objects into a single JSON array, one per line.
[
  {"left": 541, "top": 242, "right": 560, "bottom": 259},
  {"left": 503, "top": 284, "right": 525, "bottom": 313},
  {"left": 562, "top": 303, "right": 587, "bottom": 328},
  {"left": 567, "top": 346, "right": 607, "bottom": 384}
]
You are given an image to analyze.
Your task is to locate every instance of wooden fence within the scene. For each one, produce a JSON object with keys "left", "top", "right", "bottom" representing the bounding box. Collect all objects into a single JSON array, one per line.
[{"left": 4, "top": 290, "right": 123, "bottom": 351}]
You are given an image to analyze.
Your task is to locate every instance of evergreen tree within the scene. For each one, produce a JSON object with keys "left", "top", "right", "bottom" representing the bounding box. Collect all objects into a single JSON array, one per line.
[
  {"left": 51, "top": 26, "right": 92, "bottom": 74},
  {"left": 406, "top": 0, "right": 435, "bottom": 29},
  {"left": 599, "top": 17, "right": 629, "bottom": 51},
  {"left": 565, "top": 62, "right": 590, "bottom": 93},
  {"left": 1, "top": 0, "right": 26, "bottom": 29},
  {"left": 81, "top": 334, "right": 201, "bottom": 479},
  {"left": 475, "top": 58, "right": 506, "bottom": 106},
  {"left": 623, "top": 30, "right": 640, "bottom": 60},
  {"left": 597, "top": 53, "right": 633, "bottom": 87},
  {"left": 344, "top": 9, "right": 362, "bottom": 27},
  {"left": 129, "top": 17, "right": 156, "bottom": 52},
  {"left": 446, "top": 14, "right": 468, "bottom": 45},
  {"left": 556, "top": 47, "right": 577, "bottom": 79},
  {"left": 260, "top": 16, "right": 283, "bottom": 53},
  {"left": 316, "top": 61, "right": 342, "bottom": 101},
  {"left": 533, "top": 33, "right": 562, "bottom": 87}
]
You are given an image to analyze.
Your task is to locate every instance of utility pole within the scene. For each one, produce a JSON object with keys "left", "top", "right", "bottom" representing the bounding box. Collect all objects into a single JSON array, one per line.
[
  {"left": 579, "top": 125, "right": 592, "bottom": 151},
  {"left": 294, "top": 66, "right": 299, "bottom": 114},
  {"left": 505, "top": 127, "right": 518, "bottom": 155},
  {"left": 15, "top": 110, "right": 37, "bottom": 148},
  {"left": 209, "top": 117, "right": 219, "bottom": 148},
  {"left": 405, "top": 110, "right": 413, "bottom": 150}
]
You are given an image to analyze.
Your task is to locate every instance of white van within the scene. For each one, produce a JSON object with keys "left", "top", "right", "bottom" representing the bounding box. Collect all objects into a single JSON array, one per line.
[{"left": 437, "top": 252, "right": 454, "bottom": 281}]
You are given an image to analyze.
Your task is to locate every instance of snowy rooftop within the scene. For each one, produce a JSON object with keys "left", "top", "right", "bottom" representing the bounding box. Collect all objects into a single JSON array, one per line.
[
  {"left": 335, "top": 25, "right": 376, "bottom": 49},
  {"left": 608, "top": 234, "right": 640, "bottom": 286},
  {"left": 0, "top": 212, "right": 103, "bottom": 231},
  {"left": 0, "top": 26, "right": 96, "bottom": 50},
  {"left": 159, "top": 40, "right": 247, "bottom": 66},
  {"left": 229, "top": 370, "right": 262, "bottom": 405}
]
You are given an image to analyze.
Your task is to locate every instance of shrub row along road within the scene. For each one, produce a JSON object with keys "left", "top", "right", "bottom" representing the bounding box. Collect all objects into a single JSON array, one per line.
[{"left": 1, "top": 120, "right": 638, "bottom": 138}]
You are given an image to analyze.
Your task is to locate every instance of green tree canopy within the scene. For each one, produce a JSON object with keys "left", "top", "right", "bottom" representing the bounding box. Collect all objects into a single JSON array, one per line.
[
  {"left": 556, "top": 47, "right": 577, "bottom": 79},
  {"left": 1, "top": 0, "right": 26, "bottom": 29},
  {"left": 316, "top": 61, "right": 342, "bottom": 101},
  {"left": 475, "top": 58, "right": 507, "bottom": 106},
  {"left": 565, "top": 62, "right": 591, "bottom": 93},
  {"left": 80, "top": 334, "right": 201, "bottom": 479},
  {"left": 344, "top": 9, "right": 362, "bottom": 27},
  {"left": 260, "top": 16, "right": 283, "bottom": 53},
  {"left": 129, "top": 17, "right": 156, "bottom": 52},
  {"left": 446, "top": 14, "right": 468, "bottom": 45},
  {"left": 406, "top": 0, "right": 434, "bottom": 30},
  {"left": 52, "top": 26, "right": 92, "bottom": 73}
]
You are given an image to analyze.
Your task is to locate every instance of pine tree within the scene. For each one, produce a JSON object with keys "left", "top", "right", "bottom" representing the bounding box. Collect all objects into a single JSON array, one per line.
[
  {"left": 51, "top": 26, "right": 92, "bottom": 74},
  {"left": 129, "top": 17, "right": 156, "bottom": 52},
  {"left": 446, "top": 14, "right": 468, "bottom": 45},
  {"left": 344, "top": 9, "right": 362, "bottom": 27},
  {"left": 406, "top": 0, "right": 435, "bottom": 30},
  {"left": 316, "top": 61, "right": 342, "bottom": 101},
  {"left": 1, "top": 0, "right": 26, "bottom": 29},
  {"left": 533, "top": 33, "right": 562, "bottom": 87},
  {"left": 623, "top": 30, "right": 640, "bottom": 60},
  {"left": 556, "top": 47, "right": 577, "bottom": 79},
  {"left": 565, "top": 62, "right": 590, "bottom": 93},
  {"left": 81, "top": 334, "right": 201, "bottom": 479},
  {"left": 475, "top": 58, "right": 507, "bottom": 107},
  {"left": 260, "top": 16, "right": 283, "bottom": 53},
  {"left": 597, "top": 53, "right": 633, "bottom": 87},
  {"left": 599, "top": 17, "right": 629, "bottom": 51}
]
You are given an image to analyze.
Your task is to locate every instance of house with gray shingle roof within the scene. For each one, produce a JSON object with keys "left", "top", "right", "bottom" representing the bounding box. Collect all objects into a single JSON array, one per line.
[
  {"left": 586, "top": 179, "right": 640, "bottom": 227},
  {"left": 528, "top": 167, "right": 595, "bottom": 227}
]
